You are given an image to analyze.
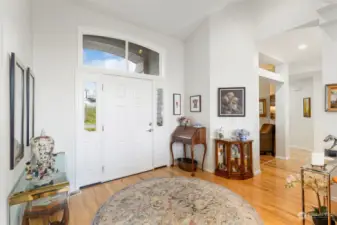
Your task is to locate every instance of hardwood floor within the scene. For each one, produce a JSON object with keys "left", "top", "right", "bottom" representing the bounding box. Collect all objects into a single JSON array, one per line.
[{"left": 36, "top": 149, "right": 337, "bottom": 225}]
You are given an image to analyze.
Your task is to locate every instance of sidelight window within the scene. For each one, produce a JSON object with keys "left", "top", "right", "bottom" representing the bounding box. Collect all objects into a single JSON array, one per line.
[{"left": 84, "top": 82, "right": 97, "bottom": 132}]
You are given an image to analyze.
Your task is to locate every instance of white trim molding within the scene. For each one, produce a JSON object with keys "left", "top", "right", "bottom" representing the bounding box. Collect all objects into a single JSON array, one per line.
[
  {"left": 289, "top": 145, "right": 312, "bottom": 152},
  {"left": 275, "top": 156, "right": 290, "bottom": 160},
  {"left": 254, "top": 169, "right": 261, "bottom": 176},
  {"left": 331, "top": 196, "right": 337, "bottom": 202}
]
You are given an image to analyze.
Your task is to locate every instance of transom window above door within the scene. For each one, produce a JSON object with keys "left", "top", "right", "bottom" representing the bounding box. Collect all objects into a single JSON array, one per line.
[{"left": 83, "top": 35, "right": 160, "bottom": 76}]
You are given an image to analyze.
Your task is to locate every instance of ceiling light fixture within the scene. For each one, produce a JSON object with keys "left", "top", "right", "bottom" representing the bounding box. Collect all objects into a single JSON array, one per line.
[{"left": 298, "top": 44, "right": 308, "bottom": 50}]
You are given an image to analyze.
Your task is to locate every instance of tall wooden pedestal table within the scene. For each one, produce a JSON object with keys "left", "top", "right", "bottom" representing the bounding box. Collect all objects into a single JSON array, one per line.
[
  {"left": 214, "top": 139, "right": 253, "bottom": 180},
  {"left": 170, "top": 126, "right": 207, "bottom": 176}
]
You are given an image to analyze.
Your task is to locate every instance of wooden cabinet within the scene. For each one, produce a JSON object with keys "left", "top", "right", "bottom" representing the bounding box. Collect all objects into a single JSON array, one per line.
[{"left": 215, "top": 139, "right": 253, "bottom": 180}]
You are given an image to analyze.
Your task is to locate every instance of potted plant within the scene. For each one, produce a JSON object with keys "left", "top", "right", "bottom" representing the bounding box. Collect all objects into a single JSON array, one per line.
[{"left": 286, "top": 174, "right": 337, "bottom": 225}]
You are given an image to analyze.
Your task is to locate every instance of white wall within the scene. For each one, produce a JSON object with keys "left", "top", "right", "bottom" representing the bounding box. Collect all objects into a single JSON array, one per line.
[
  {"left": 254, "top": 0, "right": 324, "bottom": 41},
  {"left": 0, "top": 0, "right": 33, "bottom": 224},
  {"left": 184, "top": 20, "right": 211, "bottom": 169},
  {"left": 259, "top": 77, "right": 275, "bottom": 127},
  {"left": 209, "top": 2, "right": 260, "bottom": 174},
  {"left": 320, "top": 32, "right": 337, "bottom": 150},
  {"left": 32, "top": 0, "right": 185, "bottom": 191},
  {"left": 289, "top": 78, "right": 314, "bottom": 151}
]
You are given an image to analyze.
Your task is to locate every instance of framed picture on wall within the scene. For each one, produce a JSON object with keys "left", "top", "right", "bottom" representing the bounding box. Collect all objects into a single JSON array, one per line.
[
  {"left": 325, "top": 84, "right": 337, "bottom": 112},
  {"left": 173, "top": 93, "right": 181, "bottom": 115},
  {"left": 190, "top": 95, "right": 201, "bottom": 112},
  {"left": 218, "top": 87, "right": 246, "bottom": 117},
  {"left": 303, "top": 97, "right": 311, "bottom": 118},
  {"left": 9, "top": 53, "right": 25, "bottom": 170},
  {"left": 26, "top": 67, "right": 35, "bottom": 146},
  {"left": 259, "top": 99, "right": 267, "bottom": 117}
]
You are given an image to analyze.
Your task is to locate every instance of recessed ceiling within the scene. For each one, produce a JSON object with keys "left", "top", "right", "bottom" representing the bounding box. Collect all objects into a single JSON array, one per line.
[
  {"left": 72, "top": 0, "right": 241, "bottom": 39},
  {"left": 257, "top": 27, "right": 322, "bottom": 64}
]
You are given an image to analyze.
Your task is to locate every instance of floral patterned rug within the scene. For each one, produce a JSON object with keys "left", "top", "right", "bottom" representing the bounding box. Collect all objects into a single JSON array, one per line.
[{"left": 92, "top": 177, "right": 263, "bottom": 225}]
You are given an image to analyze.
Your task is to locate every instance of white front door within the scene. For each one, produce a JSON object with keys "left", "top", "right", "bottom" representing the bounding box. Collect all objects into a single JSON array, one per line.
[{"left": 102, "top": 75, "right": 153, "bottom": 181}]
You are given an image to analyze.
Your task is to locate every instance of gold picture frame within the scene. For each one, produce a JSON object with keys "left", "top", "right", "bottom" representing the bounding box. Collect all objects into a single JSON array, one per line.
[
  {"left": 303, "top": 97, "right": 311, "bottom": 118},
  {"left": 259, "top": 99, "right": 267, "bottom": 117},
  {"left": 325, "top": 84, "right": 337, "bottom": 112}
]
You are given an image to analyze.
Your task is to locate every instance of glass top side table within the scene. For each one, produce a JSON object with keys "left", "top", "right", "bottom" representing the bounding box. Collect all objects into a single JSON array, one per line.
[
  {"left": 8, "top": 152, "right": 69, "bottom": 225},
  {"left": 301, "top": 160, "right": 337, "bottom": 225}
]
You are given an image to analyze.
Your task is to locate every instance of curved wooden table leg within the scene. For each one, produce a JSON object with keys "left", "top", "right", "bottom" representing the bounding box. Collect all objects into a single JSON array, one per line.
[
  {"left": 191, "top": 144, "right": 195, "bottom": 176},
  {"left": 170, "top": 141, "right": 175, "bottom": 167},
  {"left": 202, "top": 143, "right": 207, "bottom": 171},
  {"left": 183, "top": 144, "right": 187, "bottom": 158}
]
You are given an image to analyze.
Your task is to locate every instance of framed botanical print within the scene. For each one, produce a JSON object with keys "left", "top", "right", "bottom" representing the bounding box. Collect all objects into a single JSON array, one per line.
[
  {"left": 259, "top": 99, "right": 267, "bottom": 117},
  {"left": 9, "top": 53, "right": 25, "bottom": 170},
  {"left": 26, "top": 67, "right": 35, "bottom": 146},
  {"left": 190, "top": 95, "right": 201, "bottom": 112},
  {"left": 325, "top": 84, "right": 337, "bottom": 112},
  {"left": 303, "top": 97, "right": 311, "bottom": 118},
  {"left": 218, "top": 87, "right": 246, "bottom": 117},
  {"left": 173, "top": 93, "right": 181, "bottom": 115}
]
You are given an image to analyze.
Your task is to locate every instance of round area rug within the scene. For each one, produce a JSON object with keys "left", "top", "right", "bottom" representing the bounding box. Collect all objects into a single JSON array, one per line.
[{"left": 92, "top": 177, "right": 263, "bottom": 225}]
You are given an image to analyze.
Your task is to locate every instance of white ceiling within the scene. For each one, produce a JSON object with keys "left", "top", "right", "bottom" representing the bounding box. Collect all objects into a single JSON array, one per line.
[
  {"left": 258, "top": 27, "right": 322, "bottom": 65},
  {"left": 73, "top": 0, "right": 241, "bottom": 39}
]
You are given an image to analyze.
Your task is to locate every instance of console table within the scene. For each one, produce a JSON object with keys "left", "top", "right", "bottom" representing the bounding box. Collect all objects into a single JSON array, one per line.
[
  {"left": 170, "top": 126, "right": 207, "bottom": 176},
  {"left": 214, "top": 139, "right": 253, "bottom": 180},
  {"left": 8, "top": 152, "right": 69, "bottom": 225}
]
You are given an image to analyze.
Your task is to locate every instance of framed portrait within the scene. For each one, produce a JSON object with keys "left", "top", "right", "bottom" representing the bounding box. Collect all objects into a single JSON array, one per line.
[
  {"left": 190, "top": 95, "right": 201, "bottom": 112},
  {"left": 259, "top": 99, "right": 267, "bottom": 117},
  {"left": 218, "top": 87, "right": 246, "bottom": 117},
  {"left": 173, "top": 93, "right": 181, "bottom": 115},
  {"left": 325, "top": 84, "right": 337, "bottom": 112},
  {"left": 303, "top": 97, "right": 311, "bottom": 118},
  {"left": 26, "top": 67, "right": 35, "bottom": 146},
  {"left": 9, "top": 53, "right": 25, "bottom": 170}
]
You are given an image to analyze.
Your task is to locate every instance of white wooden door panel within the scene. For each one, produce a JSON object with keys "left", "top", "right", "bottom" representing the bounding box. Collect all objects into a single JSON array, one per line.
[{"left": 102, "top": 76, "right": 153, "bottom": 181}]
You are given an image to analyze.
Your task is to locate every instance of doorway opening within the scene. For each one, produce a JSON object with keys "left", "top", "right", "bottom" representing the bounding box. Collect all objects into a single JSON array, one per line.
[{"left": 259, "top": 76, "right": 277, "bottom": 164}]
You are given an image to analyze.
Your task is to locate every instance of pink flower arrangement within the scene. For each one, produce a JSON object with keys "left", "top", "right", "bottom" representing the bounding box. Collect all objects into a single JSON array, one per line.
[
  {"left": 286, "top": 173, "right": 337, "bottom": 216},
  {"left": 177, "top": 116, "right": 191, "bottom": 126}
]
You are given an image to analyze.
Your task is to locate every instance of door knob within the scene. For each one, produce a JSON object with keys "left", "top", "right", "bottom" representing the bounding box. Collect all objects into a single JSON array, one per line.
[{"left": 146, "top": 128, "right": 153, "bottom": 132}]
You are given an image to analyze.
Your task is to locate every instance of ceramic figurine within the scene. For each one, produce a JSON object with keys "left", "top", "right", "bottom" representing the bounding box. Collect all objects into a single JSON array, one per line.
[
  {"left": 234, "top": 129, "right": 250, "bottom": 141},
  {"left": 324, "top": 135, "right": 337, "bottom": 150},
  {"left": 30, "top": 129, "right": 55, "bottom": 173},
  {"left": 25, "top": 162, "right": 33, "bottom": 180},
  {"left": 217, "top": 126, "right": 225, "bottom": 139}
]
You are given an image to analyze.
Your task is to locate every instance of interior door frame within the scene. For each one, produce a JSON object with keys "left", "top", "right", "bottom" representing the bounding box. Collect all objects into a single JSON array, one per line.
[
  {"left": 75, "top": 27, "right": 168, "bottom": 190},
  {"left": 75, "top": 69, "right": 160, "bottom": 189}
]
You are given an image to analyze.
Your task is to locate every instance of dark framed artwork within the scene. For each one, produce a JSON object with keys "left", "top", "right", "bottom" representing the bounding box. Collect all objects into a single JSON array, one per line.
[
  {"left": 9, "top": 53, "right": 25, "bottom": 170},
  {"left": 26, "top": 67, "right": 35, "bottom": 146},
  {"left": 270, "top": 94, "right": 276, "bottom": 120},
  {"left": 190, "top": 95, "right": 201, "bottom": 112},
  {"left": 218, "top": 87, "right": 246, "bottom": 117},
  {"left": 173, "top": 93, "right": 181, "bottom": 115},
  {"left": 325, "top": 84, "right": 337, "bottom": 112},
  {"left": 303, "top": 97, "right": 311, "bottom": 118},
  {"left": 259, "top": 99, "right": 267, "bottom": 117}
]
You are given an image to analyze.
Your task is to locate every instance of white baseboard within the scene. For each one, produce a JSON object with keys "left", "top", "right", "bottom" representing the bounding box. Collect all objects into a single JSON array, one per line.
[
  {"left": 70, "top": 189, "right": 81, "bottom": 197},
  {"left": 275, "top": 156, "right": 290, "bottom": 160},
  {"left": 254, "top": 169, "right": 261, "bottom": 175},
  {"left": 289, "top": 145, "right": 312, "bottom": 152},
  {"left": 331, "top": 196, "right": 337, "bottom": 202},
  {"left": 204, "top": 167, "right": 215, "bottom": 174}
]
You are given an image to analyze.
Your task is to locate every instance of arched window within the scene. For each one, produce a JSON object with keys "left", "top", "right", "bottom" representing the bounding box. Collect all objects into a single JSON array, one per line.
[{"left": 83, "top": 35, "right": 160, "bottom": 76}]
